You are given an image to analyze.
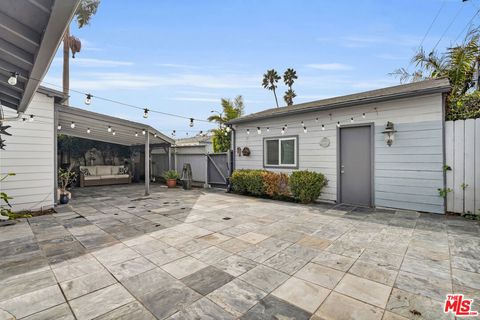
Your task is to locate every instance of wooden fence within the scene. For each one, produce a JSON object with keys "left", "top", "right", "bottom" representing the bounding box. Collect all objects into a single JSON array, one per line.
[{"left": 445, "top": 119, "right": 480, "bottom": 214}]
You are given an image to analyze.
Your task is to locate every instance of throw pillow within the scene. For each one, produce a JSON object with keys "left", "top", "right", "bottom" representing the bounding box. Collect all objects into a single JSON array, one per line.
[
  {"left": 119, "top": 167, "right": 129, "bottom": 174},
  {"left": 80, "top": 168, "right": 90, "bottom": 176}
]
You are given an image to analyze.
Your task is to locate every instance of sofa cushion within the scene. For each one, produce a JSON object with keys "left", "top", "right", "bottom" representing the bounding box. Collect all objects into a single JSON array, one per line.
[
  {"left": 84, "top": 176, "right": 101, "bottom": 180},
  {"left": 100, "top": 174, "right": 129, "bottom": 179},
  {"left": 81, "top": 166, "right": 97, "bottom": 176},
  {"left": 96, "top": 166, "right": 112, "bottom": 175},
  {"left": 110, "top": 166, "right": 123, "bottom": 175}
]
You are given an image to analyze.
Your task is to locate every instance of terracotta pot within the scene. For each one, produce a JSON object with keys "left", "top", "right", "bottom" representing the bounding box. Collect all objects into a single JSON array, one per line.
[{"left": 166, "top": 179, "right": 177, "bottom": 188}]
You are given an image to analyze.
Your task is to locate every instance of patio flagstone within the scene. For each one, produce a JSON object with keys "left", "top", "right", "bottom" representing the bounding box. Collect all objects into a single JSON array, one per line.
[{"left": 272, "top": 277, "right": 330, "bottom": 313}]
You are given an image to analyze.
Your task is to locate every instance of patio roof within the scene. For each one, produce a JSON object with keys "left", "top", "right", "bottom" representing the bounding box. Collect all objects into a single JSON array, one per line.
[
  {"left": 0, "top": 0, "right": 80, "bottom": 112},
  {"left": 56, "top": 104, "right": 174, "bottom": 147}
]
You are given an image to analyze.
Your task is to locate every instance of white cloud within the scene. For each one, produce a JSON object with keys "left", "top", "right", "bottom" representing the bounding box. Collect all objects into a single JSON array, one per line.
[
  {"left": 53, "top": 57, "right": 134, "bottom": 68},
  {"left": 44, "top": 71, "right": 259, "bottom": 91},
  {"left": 305, "top": 63, "right": 353, "bottom": 71}
]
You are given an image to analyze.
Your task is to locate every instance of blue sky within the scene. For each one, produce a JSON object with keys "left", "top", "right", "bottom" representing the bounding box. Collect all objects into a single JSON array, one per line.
[{"left": 45, "top": 0, "right": 476, "bottom": 137}]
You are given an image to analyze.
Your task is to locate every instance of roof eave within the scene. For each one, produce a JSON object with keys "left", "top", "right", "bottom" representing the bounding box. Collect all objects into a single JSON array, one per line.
[{"left": 228, "top": 84, "right": 451, "bottom": 125}]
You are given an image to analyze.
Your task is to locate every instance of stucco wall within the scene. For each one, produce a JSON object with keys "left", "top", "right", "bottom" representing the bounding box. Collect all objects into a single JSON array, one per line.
[
  {"left": 233, "top": 93, "right": 445, "bottom": 213},
  {"left": 0, "top": 92, "right": 55, "bottom": 212}
]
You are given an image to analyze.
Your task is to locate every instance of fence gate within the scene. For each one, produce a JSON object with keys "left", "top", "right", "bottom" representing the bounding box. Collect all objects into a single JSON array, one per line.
[{"left": 207, "top": 152, "right": 231, "bottom": 187}]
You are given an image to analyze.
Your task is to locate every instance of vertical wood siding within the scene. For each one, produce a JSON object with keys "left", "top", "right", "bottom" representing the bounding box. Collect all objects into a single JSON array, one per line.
[
  {"left": 233, "top": 93, "right": 445, "bottom": 213},
  {"left": 445, "top": 118, "right": 480, "bottom": 215},
  {"left": 0, "top": 93, "right": 55, "bottom": 211}
]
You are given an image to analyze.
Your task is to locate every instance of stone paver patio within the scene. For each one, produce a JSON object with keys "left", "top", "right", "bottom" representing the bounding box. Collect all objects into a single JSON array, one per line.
[{"left": 0, "top": 184, "right": 479, "bottom": 319}]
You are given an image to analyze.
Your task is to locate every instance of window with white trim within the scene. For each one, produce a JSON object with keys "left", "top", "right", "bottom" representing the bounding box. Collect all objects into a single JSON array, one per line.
[{"left": 264, "top": 136, "right": 297, "bottom": 167}]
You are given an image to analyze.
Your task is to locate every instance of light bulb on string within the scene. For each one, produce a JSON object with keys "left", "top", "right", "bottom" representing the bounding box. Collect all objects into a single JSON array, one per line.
[
  {"left": 142, "top": 129, "right": 146, "bottom": 135},
  {"left": 85, "top": 94, "right": 92, "bottom": 105},
  {"left": 301, "top": 121, "right": 304, "bottom": 126},
  {"left": 107, "top": 126, "right": 112, "bottom": 132},
  {"left": 143, "top": 108, "right": 149, "bottom": 118},
  {"left": 281, "top": 127, "right": 285, "bottom": 135},
  {"left": 22, "top": 117, "right": 26, "bottom": 122},
  {"left": 303, "top": 126, "right": 307, "bottom": 133},
  {"left": 362, "top": 113, "right": 366, "bottom": 119},
  {"left": 257, "top": 127, "right": 261, "bottom": 134},
  {"left": 322, "top": 124, "right": 325, "bottom": 131},
  {"left": 189, "top": 118, "right": 194, "bottom": 127},
  {"left": 226, "top": 126, "right": 231, "bottom": 133},
  {"left": 112, "top": 130, "right": 116, "bottom": 136},
  {"left": 315, "top": 117, "right": 319, "bottom": 122},
  {"left": 266, "top": 127, "right": 270, "bottom": 132},
  {"left": 87, "top": 128, "right": 91, "bottom": 134},
  {"left": 57, "top": 124, "right": 62, "bottom": 130},
  {"left": 350, "top": 117, "right": 354, "bottom": 123},
  {"left": 8, "top": 72, "right": 18, "bottom": 86},
  {"left": 70, "top": 122, "right": 75, "bottom": 128},
  {"left": 337, "top": 121, "right": 340, "bottom": 127},
  {"left": 246, "top": 129, "right": 250, "bottom": 135},
  {"left": 29, "top": 114, "right": 34, "bottom": 122},
  {"left": 135, "top": 132, "right": 138, "bottom": 137}
]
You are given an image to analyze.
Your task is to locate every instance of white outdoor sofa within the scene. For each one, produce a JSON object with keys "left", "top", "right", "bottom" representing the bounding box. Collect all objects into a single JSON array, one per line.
[{"left": 79, "top": 165, "right": 131, "bottom": 187}]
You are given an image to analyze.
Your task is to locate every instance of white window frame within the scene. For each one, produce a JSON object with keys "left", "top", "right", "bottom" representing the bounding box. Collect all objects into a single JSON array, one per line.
[{"left": 263, "top": 136, "right": 298, "bottom": 168}]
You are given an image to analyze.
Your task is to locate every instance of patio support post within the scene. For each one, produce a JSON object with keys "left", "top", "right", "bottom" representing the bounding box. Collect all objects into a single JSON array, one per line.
[
  {"left": 168, "top": 147, "right": 172, "bottom": 170},
  {"left": 54, "top": 108, "right": 58, "bottom": 204},
  {"left": 204, "top": 153, "right": 209, "bottom": 188},
  {"left": 145, "top": 131, "right": 150, "bottom": 196}
]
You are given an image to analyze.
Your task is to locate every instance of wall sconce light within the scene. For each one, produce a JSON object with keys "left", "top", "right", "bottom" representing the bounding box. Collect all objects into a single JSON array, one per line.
[{"left": 382, "top": 121, "right": 397, "bottom": 147}]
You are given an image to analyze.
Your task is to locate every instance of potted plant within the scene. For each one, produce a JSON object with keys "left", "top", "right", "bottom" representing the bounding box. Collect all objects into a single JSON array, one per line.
[
  {"left": 163, "top": 170, "right": 179, "bottom": 188},
  {"left": 58, "top": 167, "right": 77, "bottom": 204}
]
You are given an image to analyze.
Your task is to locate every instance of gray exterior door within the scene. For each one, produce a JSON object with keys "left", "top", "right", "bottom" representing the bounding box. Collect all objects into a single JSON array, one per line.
[{"left": 339, "top": 125, "right": 372, "bottom": 206}]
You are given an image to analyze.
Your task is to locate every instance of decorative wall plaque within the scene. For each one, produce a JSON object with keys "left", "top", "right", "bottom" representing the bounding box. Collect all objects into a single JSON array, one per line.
[{"left": 320, "top": 137, "right": 330, "bottom": 148}]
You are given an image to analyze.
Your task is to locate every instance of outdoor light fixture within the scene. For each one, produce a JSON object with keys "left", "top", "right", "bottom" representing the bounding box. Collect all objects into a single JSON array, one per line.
[
  {"left": 112, "top": 130, "right": 116, "bottom": 136},
  {"left": 303, "top": 126, "right": 307, "bottom": 133},
  {"left": 362, "top": 113, "right": 366, "bottom": 119},
  {"left": 107, "top": 125, "right": 112, "bottom": 132},
  {"left": 70, "top": 122, "right": 75, "bottom": 128},
  {"left": 85, "top": 94, "right": 92, "bottom": 105},
  {"left": 322, "top": 124, "right": 325, "bottom": 131},
  {"left": 8, "top": 72, "right": 18, "bottom": 86},
  {"left": 382, "top": 121, "right": 397, "bottom": 147},
  {"left": 135, "top": 132, "right": 138, "bottom": 137},
  {"left": 246, "top": 129, "right": 250, "bottom": 135},
  {"left": 28, "top": 115, "right": 34, "bottom": 122},
  {"left": 257, "top": 127, "right": 261, "bottom": 134},
  {"left": 142, "top": 129, "right": 146, "bottom": 135},
  {"left": 143, "top": 108, "right": 149, "bottom": 118},
  {"left": 87, "top": 128, "right": 91, "bottom": 134},
  {"left": 189, "top": 118, "right": 194, "bottom": 127},
  {"left": 57, "top": 124, "right": 62, "bottom": 130}
]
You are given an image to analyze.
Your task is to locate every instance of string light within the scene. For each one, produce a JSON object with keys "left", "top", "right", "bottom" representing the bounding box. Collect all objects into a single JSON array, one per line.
[
  {"left": 301, "top": 121, "right": 304, "bottom": 126},
  {"left": 70, "top": 122, "right": 75, "bottom": 128},
  {"left": 362, "top": 113, "right": 366, "bottom": 119},
  {"left": 135, "top": 132, "right": 138, "bottom": 137},
  {"left": 226, "top": 126, "right": 232, "bottom": 133},
  {"left": 22, "top": 117, "right": 26, "bottom": 122},
  {"left": 281, "top": 127, "right": 285, "bottom": 135},
  {"left": 337, "top": 121, "right": 340, "bottom": 127},
  {"left": 154, "top": 133, "right": 157, "bottom": 138},
  {"left": 246, "top": 129, "right": 250, "bottom": 135},
  {"left": 112, "top": 130, "right": 116, "bottom": 136},
  {"left": 350, "top": 117, "right": 354, "bottom": 123},
  {"left": 28, "top": 114, "right": 34, "bottom": 122},
  {"left": 107, "top": 125, "right": 112, "bottom": 132},
  {"left": 257, "top": 127, "right": 261, "bottom": 134},
  {"left": 189, "top": 118, "right": 194, "bottom": 127},
  {"left": 171, "top": 130, "right": 176, "bottom": 137},
  {"left": 303, "top": 126, "right": 307, "bottom": 133},
  {"left": 142, "top": 129, "right": 146, "bottom": 135},
  {"left": 315, "top": 117, "right": 319, "bottom": 122},
  {"left": 85, "top": 94, "right": 92, "bottom": 105},
  {"left": 87, "top": 128, "right": 91, "bottom": 134},
  {"left": 322, "top": 124, "right": 325, "bottom": 131},
  {"left": 143, "top": 108, "right": 149, "bottom": 118},
  {"left": 57, "top": 124, "right": 62, "bottom": 130},
  {"left": 267, "top": 127, "right": 270, "bottom": 132},
  {"left": 7, "top": 72, "right": 18, "bottom": 86}
]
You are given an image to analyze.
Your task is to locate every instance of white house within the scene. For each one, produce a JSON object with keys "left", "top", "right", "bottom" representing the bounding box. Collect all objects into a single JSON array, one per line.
[{"left": 228, "top": 78, "right": 450, "bottom": 214}]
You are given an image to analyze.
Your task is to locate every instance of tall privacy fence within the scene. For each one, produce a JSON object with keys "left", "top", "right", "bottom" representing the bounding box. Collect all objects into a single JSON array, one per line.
[{"left": 445, "top": 119, "right": 480, "bottom": 215}]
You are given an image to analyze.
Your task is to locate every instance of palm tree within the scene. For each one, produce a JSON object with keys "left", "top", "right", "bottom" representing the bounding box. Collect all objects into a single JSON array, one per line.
[
  {"left": 283, "top": 68, "right": 298, "bottom": 105},
  {"left": 208, "top": 96, "right": 245, "bottom": 152},
  {"left": 391, "top": 29, "right": 479, "bottom": 100},
  {"left": 63, "top": 0, "right": 101, "bottom": 104},
  {"left": 262, "top": 69, "right": 281, "bottom": 108}
]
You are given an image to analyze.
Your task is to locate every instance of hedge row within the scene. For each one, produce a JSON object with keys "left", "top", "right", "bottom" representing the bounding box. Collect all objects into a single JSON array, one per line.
[{"left": 230, "top": 169, "right": 327, "bottom": 203}]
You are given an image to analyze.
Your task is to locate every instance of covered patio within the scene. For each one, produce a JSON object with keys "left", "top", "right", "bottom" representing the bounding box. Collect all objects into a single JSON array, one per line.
[
  {"left": 0, "top": 184, "right": 478, "bottom": 319},
  {"left": 55, "top": 104, "right": 174, "bottom": 198}
]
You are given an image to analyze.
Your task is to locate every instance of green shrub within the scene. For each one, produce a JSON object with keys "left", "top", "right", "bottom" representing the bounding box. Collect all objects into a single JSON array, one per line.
[
  {"left": 289, "top": 170, "right": 327, "bottom": 203},
  {"left": 163, "top": 170, "right": 179, "bottom": 180},
  {"left": 230, "top": 169, "right": 265, "bottom": 195}
]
